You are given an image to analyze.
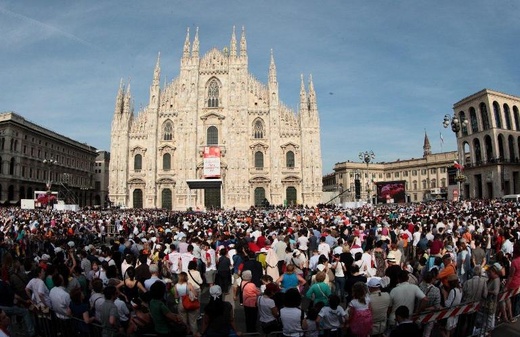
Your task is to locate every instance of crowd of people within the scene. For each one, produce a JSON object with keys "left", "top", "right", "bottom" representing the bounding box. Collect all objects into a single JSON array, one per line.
[{"left": 0, "top": 199, "right": 519, "bottom": 337}]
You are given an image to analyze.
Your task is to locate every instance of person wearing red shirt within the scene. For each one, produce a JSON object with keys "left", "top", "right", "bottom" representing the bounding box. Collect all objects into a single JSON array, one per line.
[{"left": 429, "top": 234, "right": 444, "bottom": 256}]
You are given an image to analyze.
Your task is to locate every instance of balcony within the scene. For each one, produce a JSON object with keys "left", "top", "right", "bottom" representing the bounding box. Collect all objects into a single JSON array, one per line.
[{"left": 464, "top": 157, "right": 520, "bottom": 169}]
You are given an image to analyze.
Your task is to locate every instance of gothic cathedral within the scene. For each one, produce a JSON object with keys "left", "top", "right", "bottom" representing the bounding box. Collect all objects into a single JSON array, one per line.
[{"left": 109, "top": 27, "right": 323, "bottom": 210}]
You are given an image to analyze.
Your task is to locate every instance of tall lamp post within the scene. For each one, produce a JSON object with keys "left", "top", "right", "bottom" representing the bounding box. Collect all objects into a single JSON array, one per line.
[
  {"left": 442, "top": 114, "right": 468, "bottom": 200},
  {"left": 359, "top": 150, "right": 375, "bottom": 203}
]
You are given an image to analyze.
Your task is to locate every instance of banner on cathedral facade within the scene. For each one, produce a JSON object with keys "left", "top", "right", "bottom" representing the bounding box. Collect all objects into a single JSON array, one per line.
[{"left": 203, "top": 146, "right": 221, "bottom": 178}]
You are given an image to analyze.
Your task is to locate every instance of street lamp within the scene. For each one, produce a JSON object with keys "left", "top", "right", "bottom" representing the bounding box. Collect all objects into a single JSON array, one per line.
[
  {"left": 353, "top": 170, "right": 362, "bottom": 202},
  {"left": 443, "top": 114, "right": 468, "bottom": 200},
  {"left": 359, "top": 150, "right": 375, "bottom": 203}
]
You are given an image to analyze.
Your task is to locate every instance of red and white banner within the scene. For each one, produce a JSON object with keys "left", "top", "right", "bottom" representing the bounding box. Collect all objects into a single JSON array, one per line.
[{"left": 203, "top": 146, "right": 221, "bottom": 178}]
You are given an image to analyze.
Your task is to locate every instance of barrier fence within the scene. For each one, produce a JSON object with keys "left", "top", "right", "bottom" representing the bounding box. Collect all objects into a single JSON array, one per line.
[
  {"left": 414, "top": 286, "right": 520, "bottom": 325},
  {"left": 8, "top": 286, "right": 520, "bottom": 337}
]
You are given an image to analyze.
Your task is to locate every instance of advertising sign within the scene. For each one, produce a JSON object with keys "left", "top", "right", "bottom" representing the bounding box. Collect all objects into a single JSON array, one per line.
[{"left": 203, "top": 146, "right": 221, "bottom": 178}]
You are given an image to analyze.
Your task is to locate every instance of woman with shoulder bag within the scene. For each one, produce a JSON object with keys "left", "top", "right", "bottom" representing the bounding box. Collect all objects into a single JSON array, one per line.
[
  {"left": 258, "top": 283, "right": 282, "bottom": 336},
  {"left": 174, "top": 272, "right": 200, "bottom": 335}
]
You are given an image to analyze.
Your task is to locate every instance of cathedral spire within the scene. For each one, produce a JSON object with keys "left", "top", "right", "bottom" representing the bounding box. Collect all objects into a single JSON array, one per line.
[
  {"left": 269, "top": 49, "right": 277, "bottom": 83},
  {"left": 300, "top": 74, "right": 307, "bottom": 109},
  {"left": 240, "top": 26, "right": 247, "bottom": 58},
  {"left": 115, "top": 78, "right": 124, "bottom": 114},
  {"left": 423, "top": 130, "right": 431, "bottom": 157},
  {"left": 123, "top": 83, "right": 132, "bottom": 115},
  {"left": 153, "top": 52, "right": 161, "bottom": 87},
  {"left": 183, "top": 27, "right": 191, "bottom": 59},
  {"left": 230, "top": 26, "right": 237, "bottom": 58},
  {"left": 308, "top": 74, "right": 317, "bottom": 112},
  {"left": 192, "top": 27, "right": 199, "bottom": 58}
]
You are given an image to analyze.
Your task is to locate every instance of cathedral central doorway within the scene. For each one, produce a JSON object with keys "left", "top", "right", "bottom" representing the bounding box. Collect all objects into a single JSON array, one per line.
[{"left": 204, "top": 188, "right": 221, "bottom": 209}]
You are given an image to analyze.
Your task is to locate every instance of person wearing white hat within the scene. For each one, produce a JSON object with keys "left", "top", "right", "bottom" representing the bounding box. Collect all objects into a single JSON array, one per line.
[
  {"left": 368, "top": 276, "right": 392, "bottom": 336},
  {"left": 200, "top": 285, "right": 241, "bottom": 336}
]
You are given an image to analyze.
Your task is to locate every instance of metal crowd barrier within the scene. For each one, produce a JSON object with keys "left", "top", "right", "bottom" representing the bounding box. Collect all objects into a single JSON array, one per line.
[
  {"left": 9, "top": 307, "right": 263, "bottom": 337},
  {"left": 8, "top": 286, "right": 519, "bottom": 337},
  {"left": 413, "top": 286, "right": 520, "bottom": 325}
]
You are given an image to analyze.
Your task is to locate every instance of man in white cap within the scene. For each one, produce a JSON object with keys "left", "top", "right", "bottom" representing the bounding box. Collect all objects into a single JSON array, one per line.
[{"left": 368, "top": 277, "right": 391, "bottom": 337}]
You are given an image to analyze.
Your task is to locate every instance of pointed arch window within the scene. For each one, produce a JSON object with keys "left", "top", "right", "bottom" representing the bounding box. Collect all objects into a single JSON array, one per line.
[
  {"left": 253, "top": 120, "right": 264, "bottom": 139},
  {"left": 286, "top": 151, "right": 295, "bottom": 168},
  {"left": 207, "top": 126, "right": 218, "bottom": 145},
  {"left": 163, "top": 121, "right": 173, "bottom": 141},
  {"left": 255, "top": 151, "right": 264, "bottom": 169},
  {"left": 163, "top": 153, "right": 171, "bottom": 171},
  {"left": 134, "top": 154, "right": 142, "bottom": 171},
  {"left": 207, "top": 79, "right": 219, "bottom": 108}
]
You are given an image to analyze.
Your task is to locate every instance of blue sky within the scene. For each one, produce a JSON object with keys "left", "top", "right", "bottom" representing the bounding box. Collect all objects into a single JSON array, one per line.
[{"left": 1, "top": 1, "right": 520, "bottom": 174}]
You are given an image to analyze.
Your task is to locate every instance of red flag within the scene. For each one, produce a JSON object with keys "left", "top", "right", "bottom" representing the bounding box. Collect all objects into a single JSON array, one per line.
[{"left": 454, "top": 161, "right": 464, "bottom": 170}]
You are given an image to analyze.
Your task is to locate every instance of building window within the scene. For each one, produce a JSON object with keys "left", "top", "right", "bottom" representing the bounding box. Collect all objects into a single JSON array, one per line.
[
  {"left": 430, "top": 168, "right": 436, "bottom": 174},
  {"left": 207, "top": 126, "right": 218, "bottom": 145},
  {"left": 459, "top": 111, "right": 468, "bottom": 136},
  {"left": 286, "top": 151, "right": 295, "bottom": 168},
  {"left": 431, "top": 179, "right": 436, "bottom": 188},
  {"left": 440, "top": 167, "right": 446, "bottom": 173},
  {"left": 421, "top": 169, "right": 426, "bottom": 175},
  {"left": 480, "top": 102, "right": 490, "bottom": 130},
  {"left": 504, "top": 104, "right": 512, "bottom": 130},
  {"left": 469, "top": 107, "right": 479, "bottom": 133},
  {"left": 253, "top": 119, "right": 264, "bottom": 139},
  {"left": 413, "top": 181, "right": 417, "bottom": 190},
  {"left": 134, "top": 154, "right": 142, "bottom": 171},
  {"left": 403, "top": 171, "right": 408, "bottom": 177},
  {"left": 412, "top": 170, "right": 418, "bottom": 176},
  {"left": 493, "top": 101, "right": 502, "bottom": 129},
  {"left": 441, "top": 178, "right": 446, "bottom": 187},
  {"left": 422, "top": 180, "right": 427, "bottom": 189},
  {"left": 255, "top": 151, "right": 264, "bottom": 169},
  {"left": 386, "top": 173, "right": 391, "bottom": 178},
  {"left": 9, "top": 158, "right": 15, "bottom": 175},
  {"left": 207, "top": 79, "right": 219, "bottom": 108},
  {"left": 394, "top": 172, "right": 399, "bottom": 178},
  {"left": 163, "top": 153, "right": 171, "bottom": 170},
  {"left": 163, "top": 121, "right": 173, "bottom": 141},
  {"left": 513, "top": 106, "right": 520, "bottom": 131}
]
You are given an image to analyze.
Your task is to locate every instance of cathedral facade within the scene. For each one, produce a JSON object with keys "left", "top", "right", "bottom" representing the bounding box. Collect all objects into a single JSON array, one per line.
[{"left": 109, "top": 27, "right": 323, "bottom": 210}]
